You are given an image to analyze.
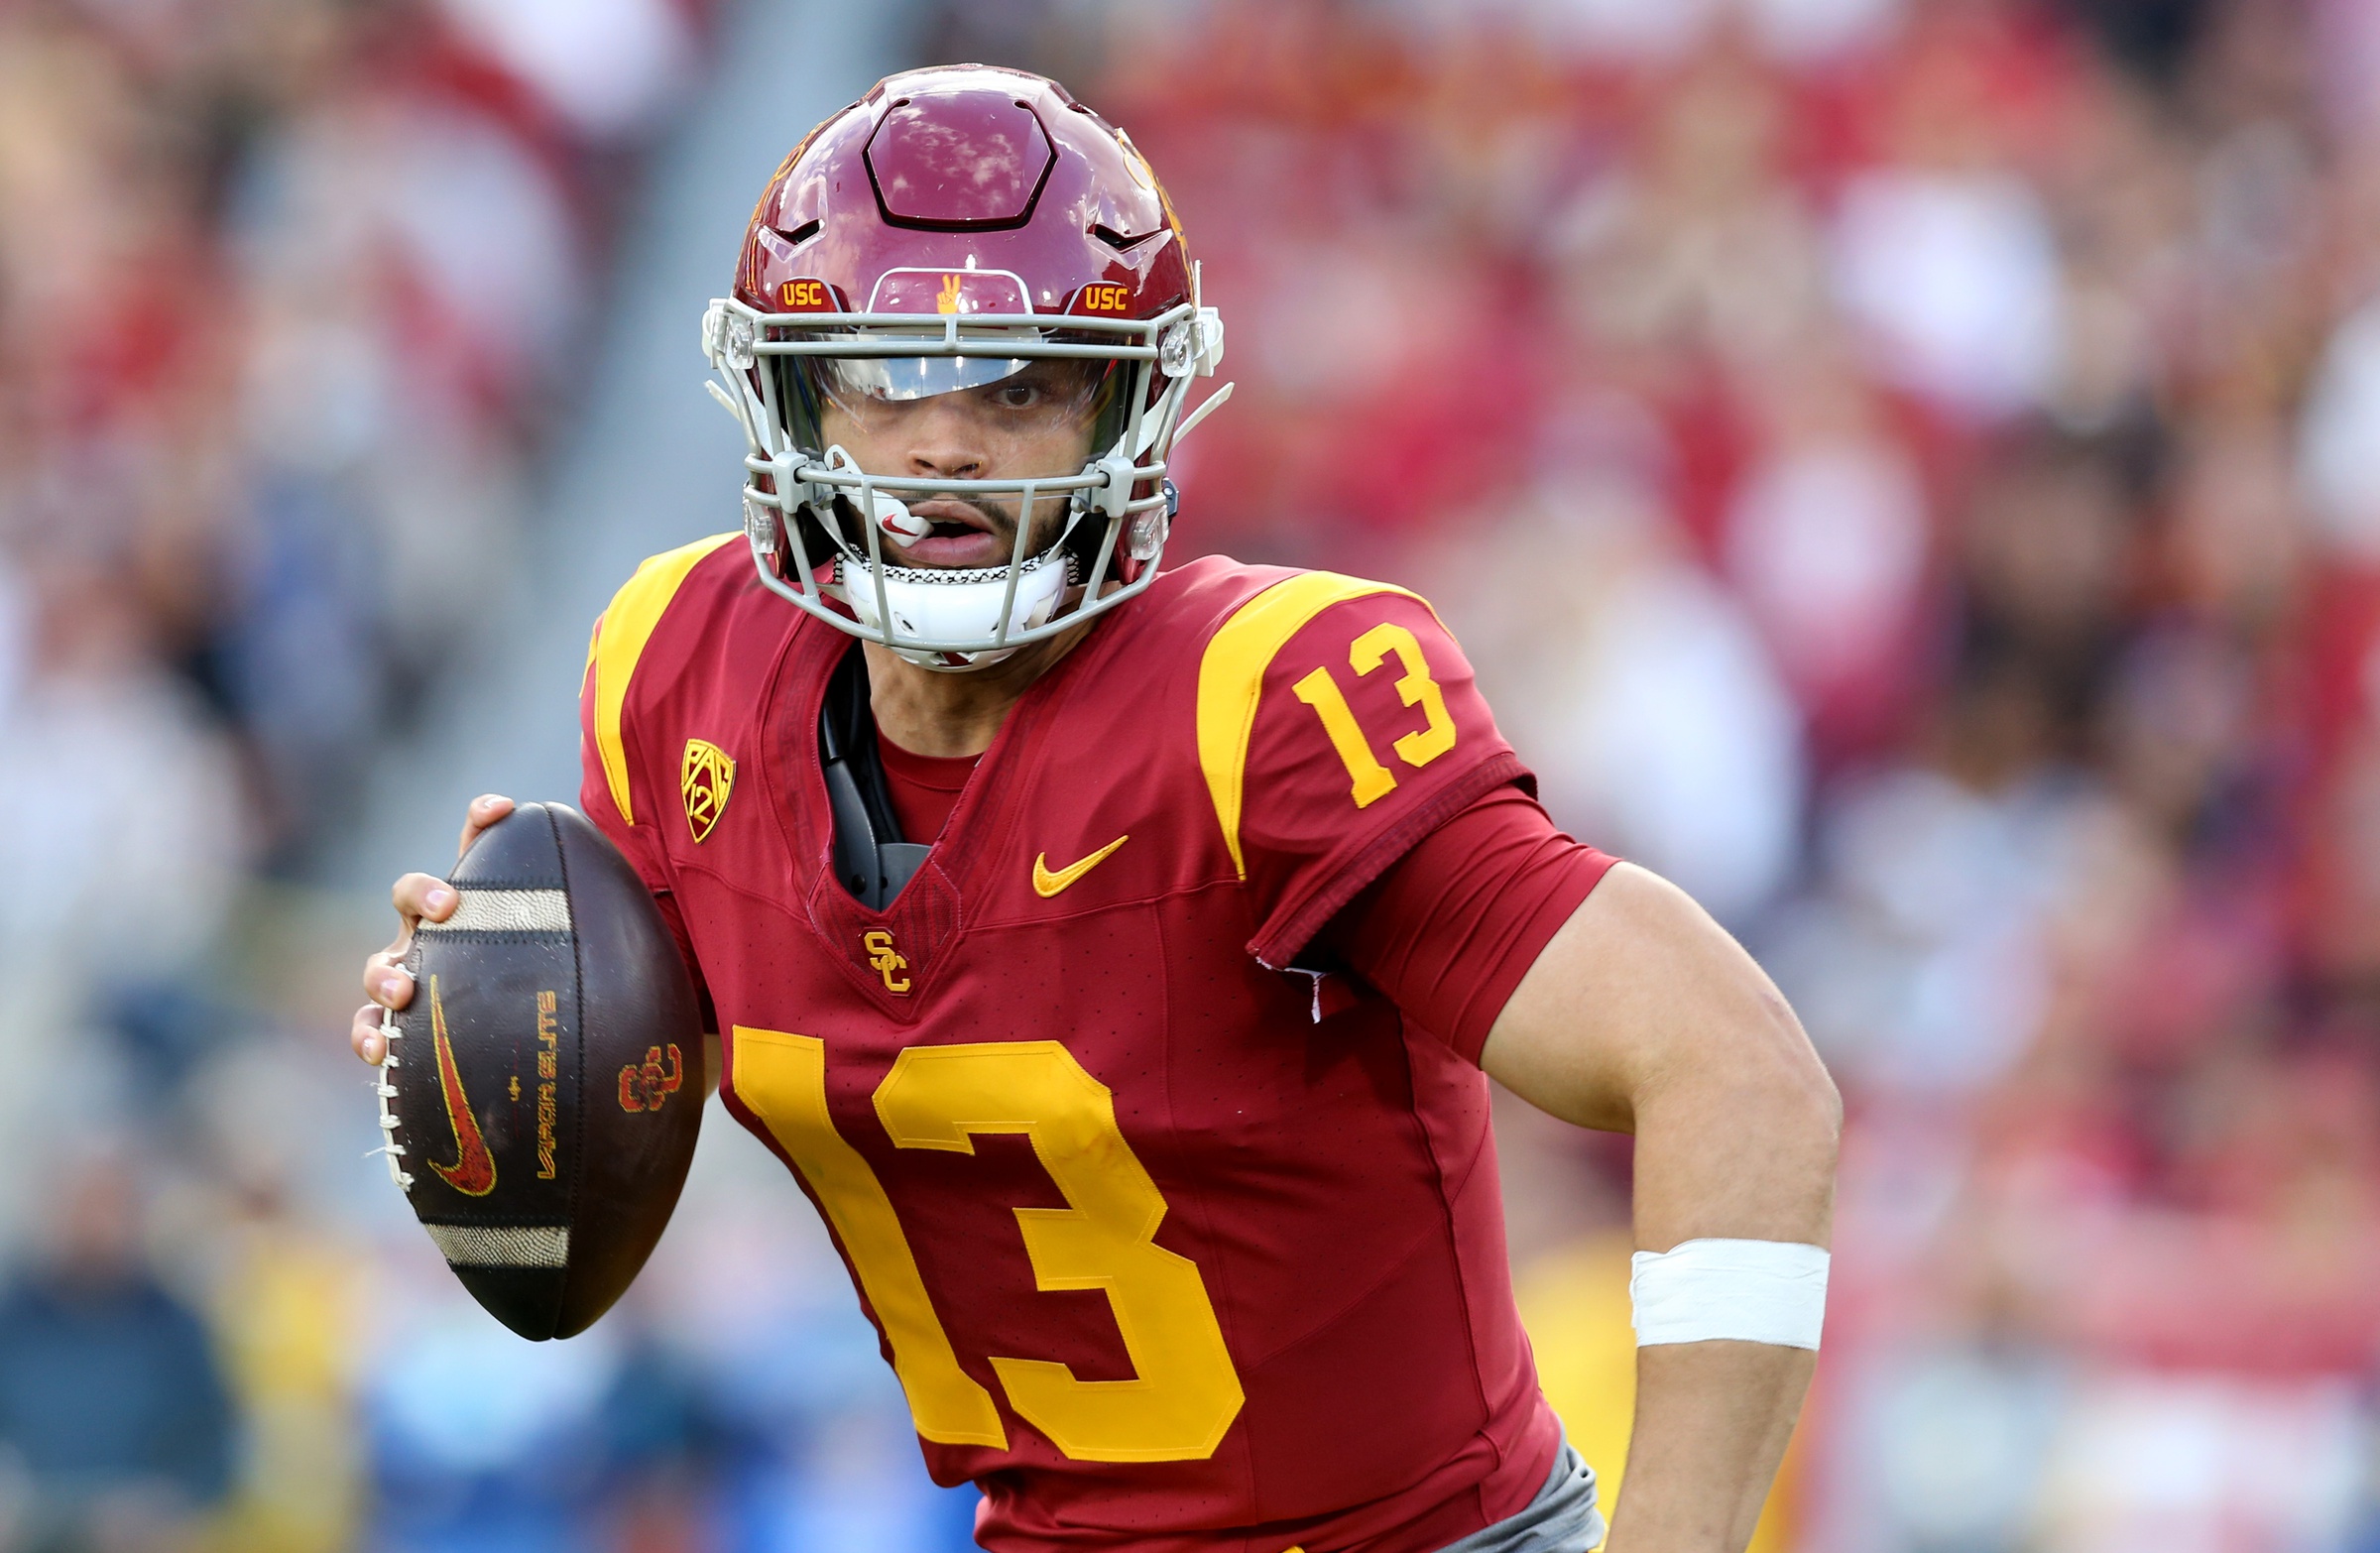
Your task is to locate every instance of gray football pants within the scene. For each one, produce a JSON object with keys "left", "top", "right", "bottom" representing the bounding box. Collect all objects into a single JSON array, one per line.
[{"left": 1430, "top": 1437, "right": 1606, "bottom": 1553}]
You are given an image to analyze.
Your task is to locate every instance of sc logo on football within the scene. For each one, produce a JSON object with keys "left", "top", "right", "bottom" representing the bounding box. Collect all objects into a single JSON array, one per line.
[{"left": 619, "top": 1043, "right": 685, "bottom": 1113}]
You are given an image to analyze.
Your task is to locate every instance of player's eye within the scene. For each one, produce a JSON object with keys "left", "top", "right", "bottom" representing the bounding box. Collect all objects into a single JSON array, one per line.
[{"left": 987, "top": 381, "right": 1044, "bottom": 411}]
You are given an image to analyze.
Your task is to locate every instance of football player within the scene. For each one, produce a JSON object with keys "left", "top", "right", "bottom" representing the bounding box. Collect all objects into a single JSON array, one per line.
[{"left": 356, "top": 66, "right": 1838, "bottom": 1553}]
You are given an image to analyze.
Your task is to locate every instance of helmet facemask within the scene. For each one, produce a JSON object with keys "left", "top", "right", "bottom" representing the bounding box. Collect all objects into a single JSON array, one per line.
[{"left": 702, "top": 289, "right": 1222, "bottom": 670}]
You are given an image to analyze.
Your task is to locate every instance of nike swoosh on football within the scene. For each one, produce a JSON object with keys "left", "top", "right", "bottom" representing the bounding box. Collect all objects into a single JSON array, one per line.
[
  {"left": 425, "top": 973, "right": 498, "bottom": 1197},
  {"left": 1032, "top": 834, "right": 1130, "bottom": 896}
]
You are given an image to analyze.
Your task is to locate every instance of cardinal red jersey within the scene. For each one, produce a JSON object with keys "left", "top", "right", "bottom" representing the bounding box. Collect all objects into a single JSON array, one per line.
[{"left": 578, "top": 538, "right": 1565, "bottom": 1553}]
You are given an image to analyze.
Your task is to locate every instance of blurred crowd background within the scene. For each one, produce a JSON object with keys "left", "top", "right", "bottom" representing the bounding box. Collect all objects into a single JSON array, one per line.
[{"left": 6, "top": 0, "right": 2380, "bottom": 1547}]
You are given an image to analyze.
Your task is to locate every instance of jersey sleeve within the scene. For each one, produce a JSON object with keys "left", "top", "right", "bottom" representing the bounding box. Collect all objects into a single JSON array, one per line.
[
  {"left": 577, "top": 637, "right": 722, "bottom": 1034},
  {"left": 576, "top": 535, "right": 747, "bottom": 1029},
  {"left": 576, "top": 626, "right": 672, "bottom": 895},
  {"left": 1322, "top": 786, "right": 1617, "bottom": 1063},
  {"left": 1197, "top": 576, "right": 1532, "bottom": 968}
]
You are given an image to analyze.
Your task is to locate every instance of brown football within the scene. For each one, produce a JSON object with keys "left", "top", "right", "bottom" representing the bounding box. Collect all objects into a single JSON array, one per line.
[{"left": 376, "top": 802, "right": 703, "bottom": 1339}]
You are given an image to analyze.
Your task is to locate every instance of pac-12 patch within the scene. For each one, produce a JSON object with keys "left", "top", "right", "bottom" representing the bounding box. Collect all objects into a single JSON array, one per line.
[{"left": 681, "top": 739, "right": 735, "bottom": 843}]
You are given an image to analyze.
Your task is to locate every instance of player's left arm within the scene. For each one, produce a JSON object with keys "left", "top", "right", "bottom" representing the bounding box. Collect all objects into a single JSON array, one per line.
[
  {"left": 1481, "top": 865, "right": 1840, "bottom": 1553},
  {"left": 1223, "top": 576, "right": 1836, "bottom": 1551}
]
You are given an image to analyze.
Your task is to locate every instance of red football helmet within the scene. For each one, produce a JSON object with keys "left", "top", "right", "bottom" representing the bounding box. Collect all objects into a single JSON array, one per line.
[{"left": 702, "top": 65, "right": 1228, "bottom": 668}]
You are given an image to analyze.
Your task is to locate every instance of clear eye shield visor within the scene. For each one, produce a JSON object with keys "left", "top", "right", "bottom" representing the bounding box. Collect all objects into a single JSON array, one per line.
[
  {"left": 800, "top": 349, "right": 1122, "bottom": 450},
  {"left": 814, "top": 350, "right": 1035, "bottom": 403},
  {"left": 701, "top": 286, "right": 1227, "bottom": 668}
]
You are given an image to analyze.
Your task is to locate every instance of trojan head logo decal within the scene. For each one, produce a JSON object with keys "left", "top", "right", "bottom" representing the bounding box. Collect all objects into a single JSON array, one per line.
[
  {"left": 619, "top": 1044, "right": 684, "bottom": 1113},
  {"left": 681, "top": 739, "right": 735, "bottom": 843},
  {"left": 425, "top": 975, "right": 497, "bottom": 1197},
  {"left": 863, "top": 929, "right": 910, "bottom": 995}
]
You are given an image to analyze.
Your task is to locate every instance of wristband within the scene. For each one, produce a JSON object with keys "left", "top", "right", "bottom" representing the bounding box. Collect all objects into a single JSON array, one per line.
[{"left": 1629, "top": 1238, "right": 1829, "bottom": 1350}]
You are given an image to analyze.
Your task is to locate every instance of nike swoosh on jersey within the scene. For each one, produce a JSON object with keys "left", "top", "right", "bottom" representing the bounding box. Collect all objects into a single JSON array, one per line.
[
  {"left": 1032, "top": 834, "right": 1130, "bottom": 896},
  {"left": 425, "top": 974, "right": 498, "bottom": 1197}
]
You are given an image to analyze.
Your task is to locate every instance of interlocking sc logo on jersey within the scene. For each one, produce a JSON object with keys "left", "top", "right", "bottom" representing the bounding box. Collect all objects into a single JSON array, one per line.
[{"left": 863, "top": 929, "right": 910, "bottom": 994}]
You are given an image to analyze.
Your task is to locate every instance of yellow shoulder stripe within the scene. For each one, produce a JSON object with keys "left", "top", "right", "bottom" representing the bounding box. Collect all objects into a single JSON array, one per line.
[
  {"left": 1195, "top": 571, "right": 1429, "bottom": 879},
  {"left": 592, "top": 533, "right": 740, "bottom": 825}
]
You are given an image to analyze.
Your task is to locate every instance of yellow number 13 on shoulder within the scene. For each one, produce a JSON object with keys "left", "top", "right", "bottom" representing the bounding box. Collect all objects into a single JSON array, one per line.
[{"left": 1292, "top": 621, "right": 1458, "bottom": 807}]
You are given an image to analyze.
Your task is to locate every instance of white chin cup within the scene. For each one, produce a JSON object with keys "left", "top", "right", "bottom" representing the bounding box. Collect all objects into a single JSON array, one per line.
[{"left": 836, "top": 550, "right": 1071, "bottom": 669}]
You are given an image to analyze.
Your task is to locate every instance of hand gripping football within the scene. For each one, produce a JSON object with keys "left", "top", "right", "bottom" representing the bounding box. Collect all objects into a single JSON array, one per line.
[{"left": 375, "top": 802, "right": 703, "bottom": 1339}]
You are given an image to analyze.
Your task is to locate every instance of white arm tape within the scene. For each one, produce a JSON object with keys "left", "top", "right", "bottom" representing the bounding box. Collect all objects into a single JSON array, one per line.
[{"left": 1629, "top": 1238, "right": 1829, "bottom": 1351}]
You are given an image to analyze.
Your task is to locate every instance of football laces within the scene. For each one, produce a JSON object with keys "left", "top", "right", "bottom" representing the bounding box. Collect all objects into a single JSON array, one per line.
[{"left": 370, "top": 1002, "right": 414, "bottom": 1191}]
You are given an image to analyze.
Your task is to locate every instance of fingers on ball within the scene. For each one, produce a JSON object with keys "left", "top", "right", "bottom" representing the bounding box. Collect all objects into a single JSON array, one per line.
[
  {"left": 363, "top": 958, "right": 414, "bottom": 1009},
  {"left": 459, "top": 794, "right": 515, "bottom": 855},
  {"left": 392, "top": 872, "right": 455, "bottom": 922}
]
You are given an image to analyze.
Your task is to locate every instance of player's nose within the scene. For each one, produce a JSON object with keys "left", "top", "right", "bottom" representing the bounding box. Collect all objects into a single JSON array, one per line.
[{"left": 902, "top": 399, "right": 987, "bottom": 481}]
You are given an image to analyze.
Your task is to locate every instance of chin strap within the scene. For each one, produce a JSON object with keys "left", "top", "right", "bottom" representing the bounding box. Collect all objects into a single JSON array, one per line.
[
  {"left": 1170, "top": 380, "right": 1235, "bottom": 450},
  {"left": 818, "top": 648, "right": 929, "bottom": 908}
]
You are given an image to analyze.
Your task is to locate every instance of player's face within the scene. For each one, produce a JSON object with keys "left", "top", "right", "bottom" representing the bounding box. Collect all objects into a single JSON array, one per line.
[{"left": 813, "top": 358, "right": 1113, "bottom": 570}]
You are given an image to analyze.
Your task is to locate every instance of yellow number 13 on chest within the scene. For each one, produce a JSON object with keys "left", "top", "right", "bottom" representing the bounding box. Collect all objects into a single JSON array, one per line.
[
  {"left": 1292, "top": 621, "right": 1459, "bottom": 807},
  {"left": 730, "top": 1028, "right": 1245, "bottom": 1464}
]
